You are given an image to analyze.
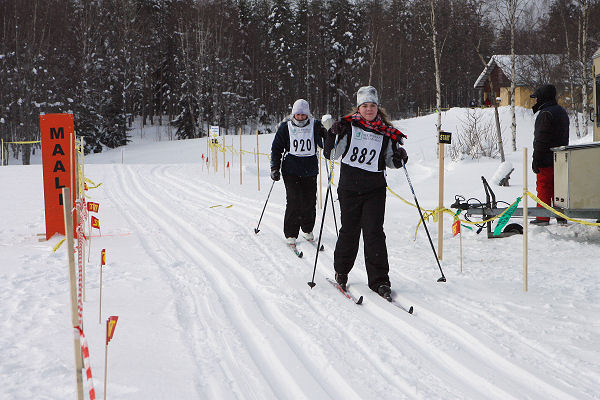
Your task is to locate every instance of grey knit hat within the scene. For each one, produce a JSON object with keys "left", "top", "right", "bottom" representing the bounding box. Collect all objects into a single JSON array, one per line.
[
  {"left": 291, "top": 99, "right": 310, "bottom": 115},
  {"left": 356, "top": 86, "right": 379, "bottom": 107}
]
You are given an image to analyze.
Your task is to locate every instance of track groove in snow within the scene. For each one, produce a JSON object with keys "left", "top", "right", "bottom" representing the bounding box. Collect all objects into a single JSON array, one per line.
[
  {"left": 118, "top": 163, "right": 582, "bottom": 399},
  {"left": 110, "top": 165, "right": 357, "bottom": 399}
]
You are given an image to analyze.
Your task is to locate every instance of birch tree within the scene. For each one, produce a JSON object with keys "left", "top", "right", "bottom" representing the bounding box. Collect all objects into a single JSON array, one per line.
[
  {"left": 559, "top": 0, "right": 581, "bottom": 137},
  {"left": 418, "top": 0, "right": 449, "bottom": 148},
  {"left": 492, "top": 0, "right": 528, "bottom": 151},
  {"left": 576, "top": 0, "right": 591, "bottom": 136}
]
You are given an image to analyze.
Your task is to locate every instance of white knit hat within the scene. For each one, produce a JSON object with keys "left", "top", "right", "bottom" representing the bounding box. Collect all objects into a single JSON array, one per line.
[
  {"left": 356, "top": 86, "right": 378, "bottom": 107},
  {"left": 291, "top": 99, "right": 310, "bottom": 115}
]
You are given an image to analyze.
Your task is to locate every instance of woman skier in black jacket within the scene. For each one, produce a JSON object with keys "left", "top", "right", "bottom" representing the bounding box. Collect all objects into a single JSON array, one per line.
[
  {"left": 323, "top": 86, "right": 408, "bottom": 299},
  {"left": 270, "top": 99, "right": 326, "bottom": 247}
]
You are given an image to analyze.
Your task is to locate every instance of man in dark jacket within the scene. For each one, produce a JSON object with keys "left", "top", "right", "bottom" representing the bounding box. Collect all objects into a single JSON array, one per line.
[
  {"left": 270, "top": 99, "right": 326, "bottom": 245},
  {"left": 530, "top": 84, "right": 569, "bottom": 225}
]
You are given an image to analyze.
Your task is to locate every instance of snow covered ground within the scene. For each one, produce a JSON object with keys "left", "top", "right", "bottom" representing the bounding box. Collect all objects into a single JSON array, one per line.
[{"left": 1, "top": 107, "right": 599, "bottom": 399}]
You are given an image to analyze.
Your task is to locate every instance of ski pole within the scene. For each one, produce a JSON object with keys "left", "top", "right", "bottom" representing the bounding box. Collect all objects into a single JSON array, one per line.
[
  {"left": 401, "top": 160, "right": 446, "bottom": 282},
  {"left": 324, "top": 161, "right": 338, "bottom": 236},
  {"left": 308, "top": 136, "right": 338, "bottom": 288},
  {"left": 254, "top": 179, "right": 276, "bottom": 234},
  {"left": 307, "top": 181, "right": 332, "bottom": 288}
]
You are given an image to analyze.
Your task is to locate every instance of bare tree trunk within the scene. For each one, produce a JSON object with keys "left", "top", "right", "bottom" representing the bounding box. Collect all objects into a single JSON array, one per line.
[
  {"left": 476, "top": 42, "right": 505, "bottom": 162},
  {"left": 561, "top": 1, "right": 581, "bottom": 137},
  {"left": 578, "top": 0, "right": 590, "bottom": 136},
  {"left": 430, "top": 0, "right": 442, "bottom": 145},
  {"left": 509, "top": 0, "right": 517, "bottom": 151}
]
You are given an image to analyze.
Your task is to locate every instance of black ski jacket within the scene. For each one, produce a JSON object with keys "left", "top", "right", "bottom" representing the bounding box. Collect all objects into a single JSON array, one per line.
[
  {"left": 270, "top": 118, "right": 325, "bottom": 177},
  {"left": 533, "top": 100, "right": 569, "bottom": 168},
  {"left": 323, "top": 118, "right": 399, "bottom": 193}
]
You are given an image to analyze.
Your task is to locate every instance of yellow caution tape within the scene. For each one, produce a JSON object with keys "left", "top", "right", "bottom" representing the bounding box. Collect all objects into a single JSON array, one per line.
[
  {"left": 84, "top": 178, "right": 102, "bottom": 189},
  {"left": 526, "top": 191, "right": 600, "bottom": 226},
  {"left": 386, "top": 186, "right": 521, "bottom": 240},
  {"left": 3, "top": 140, "right": 41, "bottom": 144},
  {"left": 209, "top": 204, "right": 233, "bottom": 209},
  {"left": 53, "top": 238, "right": 66, "bottom": 252}
]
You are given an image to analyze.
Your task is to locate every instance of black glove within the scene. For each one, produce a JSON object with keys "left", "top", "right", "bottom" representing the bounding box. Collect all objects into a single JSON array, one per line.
[
  {"left": 271, "top": 168, "right": 280, "bottom": 181},
  {"left": 330, "top": 121, "right": 345, "bottom": 137},
  {"left": 392, "top": 147, "right": 408, "bottom": 168},
  {"left": 531, "top": 160, "right": 539, "bottom": 174}
]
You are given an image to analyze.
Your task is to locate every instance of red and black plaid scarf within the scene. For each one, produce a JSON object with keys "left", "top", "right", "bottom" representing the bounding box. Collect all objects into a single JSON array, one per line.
[{"left": 344, "top": 113, "right": 407, "bottom": 144}]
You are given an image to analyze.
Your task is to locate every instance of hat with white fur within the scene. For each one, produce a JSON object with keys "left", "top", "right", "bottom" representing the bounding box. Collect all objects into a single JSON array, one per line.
[
  {"left": 356, "top": 86, "right": 378, "bottom": 107},
  {"left": 291, "top": 99, "right": 310, "bottom": 116}
]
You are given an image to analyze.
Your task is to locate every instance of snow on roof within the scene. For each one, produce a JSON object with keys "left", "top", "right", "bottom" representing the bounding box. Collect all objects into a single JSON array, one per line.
[{"left": 473, "top": 54, "right": 563, "bottom": 88}]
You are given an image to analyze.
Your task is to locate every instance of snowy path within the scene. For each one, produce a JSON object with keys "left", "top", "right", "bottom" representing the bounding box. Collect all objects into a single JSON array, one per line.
[
  {"left": 3, "top": 108, "right": 599, "bottom": 399},
  {"left": 82, "top": 163, "right": 597, "bottom": 399}
]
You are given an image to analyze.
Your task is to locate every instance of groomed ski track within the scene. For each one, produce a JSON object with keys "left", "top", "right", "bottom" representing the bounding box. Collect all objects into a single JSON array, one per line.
[{"left": 96, "top": 163, "right": 594, "bottom": 400}]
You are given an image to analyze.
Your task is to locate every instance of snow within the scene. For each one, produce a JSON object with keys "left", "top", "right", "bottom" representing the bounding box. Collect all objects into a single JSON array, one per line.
[
  {"left": 491, "top": 161, "right": 514, "bottom": 185},
  {"left": 1, "top": 107, "right": 599, "bottom": 399}
]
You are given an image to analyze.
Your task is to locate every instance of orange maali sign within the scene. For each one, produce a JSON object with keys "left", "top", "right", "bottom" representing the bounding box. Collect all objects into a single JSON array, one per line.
[{"left": 41, "top": 113, "right": 77, "bottom": 240}]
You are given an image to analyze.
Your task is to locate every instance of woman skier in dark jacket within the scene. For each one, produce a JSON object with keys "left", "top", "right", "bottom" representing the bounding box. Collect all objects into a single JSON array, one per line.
[
  {"left": 270, "top": 99, "right": 326, "bottom": 247},
  {"left": 323, "top": 86, "right": 408, "bottom": 300}
]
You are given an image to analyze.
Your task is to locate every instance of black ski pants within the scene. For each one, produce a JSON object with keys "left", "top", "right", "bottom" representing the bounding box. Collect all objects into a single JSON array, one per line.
[
  {"left": 334, "top": 186, "right": 390, "bottom": 292},
  {"left": 283, "top": 174, "right": 317, "bottom": 239}
]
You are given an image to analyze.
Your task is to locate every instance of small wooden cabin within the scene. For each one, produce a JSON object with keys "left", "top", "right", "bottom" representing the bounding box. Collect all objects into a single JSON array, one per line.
[{"left": 474, "top": 54, "right": 569, "bottom": 108}]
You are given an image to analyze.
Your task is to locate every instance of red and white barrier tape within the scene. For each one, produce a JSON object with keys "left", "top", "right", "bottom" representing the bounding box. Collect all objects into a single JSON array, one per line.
[{"left": 77, "top": 327, "right": 96, "bottom": 400}]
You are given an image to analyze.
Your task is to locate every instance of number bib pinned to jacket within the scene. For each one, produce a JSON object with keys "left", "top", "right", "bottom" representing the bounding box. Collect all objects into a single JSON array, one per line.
[
  {"left": 287, "top": 119, "right": 315, "bottom": 157},
  {"left": 341, "top": 125, "right": 383, "bottom": 172}
]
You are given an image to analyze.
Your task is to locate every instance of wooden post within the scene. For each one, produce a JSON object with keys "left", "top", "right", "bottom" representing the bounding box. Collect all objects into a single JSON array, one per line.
[
  {"left": 459, "top": 229, "right": 463, "bottom": 273},
  {"left": 1, "top": 138, "right": 4, "bottom": 166},
  {"left": 214, "top": 138, "right": 218, "bottom": 173},
  {"left": 99, "top": 262, "right": 103, "bottom": 324},
  {"left": 63, "top": 187, "right": 84, "bottom": 400},
  {"left": 223, "top": 128, "right": 226, "bottom": 179},
  {"left": 70, "top": 133, "right": 74, "bottom": 209},
  {"left": 103, "top": 339, "right": 109, "bottom": 400},
  {"left": 239, "top": 128, "right": 243, "bottom": 185},
  {"left": 318, "top": 149, "right": 323, "bottom": 209},
  {"left": 256, "top": 129, "right": 260, "bottom": 191},
  {"left": 437, "top": 142, "right": 444, "bottom": 260},
  {"left": 523, "top": 147, "right": 528, "bottom": 292}
]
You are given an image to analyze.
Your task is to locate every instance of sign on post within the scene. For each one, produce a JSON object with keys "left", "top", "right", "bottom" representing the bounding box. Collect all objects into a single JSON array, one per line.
[
  {"left": 209, "top": 125, "right": 220, "bottom": 142},
  {"left": 439, "top": 131, "right": 452, "bottom": 144},
  {"left": 41, "top": 113, "right": 77, "bottom": 239}
]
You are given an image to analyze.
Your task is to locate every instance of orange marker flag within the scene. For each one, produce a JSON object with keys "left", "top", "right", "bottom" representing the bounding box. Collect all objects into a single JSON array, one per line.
[
  {"left": 101, "top": 249, "right": 106, "bottom": 266},
  {"left": 91, "top": 216, "right": 100, "bottom": 229},
  {"left": 87, "top": 202, "right": 100, "bottom": 213},
  {"left": 106, "top": 316, "right": 119, "bottom": 345},
  {"left": 452, "top": 219, "right": 461, "bottom": 237}
]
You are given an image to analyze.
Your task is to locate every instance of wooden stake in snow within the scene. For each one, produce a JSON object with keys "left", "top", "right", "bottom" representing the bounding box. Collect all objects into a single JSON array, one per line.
[
  {"left": 523, "top": 147, "right": 528, "bottom": 292},
  {"left": 319, "top": 149, "right": 323, "bottom": 209},
  {"left": 63, "top": 187, "right": 84, "bottom": 400},
  {"left": 104, "top": 316, "right": 119, "bottom": 400},
  {"left": 239, "top": 128, "right": 243, "bottom": 185},
  {"left": 99, "top": 249, "right": 106, "bottom": 324},
  {"left": 256, "top": 129, "right": 260, "bottom": 192},
  {"left": 438, "top": 142, "right": 445, "bottom": 261},
  {"left": 452, "top": 218, "right": 462, "bottom": 273}
]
